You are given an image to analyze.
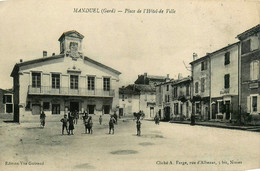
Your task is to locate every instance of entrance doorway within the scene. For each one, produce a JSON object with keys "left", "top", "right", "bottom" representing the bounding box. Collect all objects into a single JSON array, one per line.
[
  {"left": 70, "top": 102, "right": 79, "bottom": 113},
  {"left": 88, "top": 105, "right": 95, "bottom": 114},
  {"left": 225, "top": 101, "right": 230, "bottom": 120},
  {"left": 164, "top": 106, "right": 171, "bottom": 121},
  {"left": 103, "top": 105, "right": 110, "bottom": 114},
  {"left": 6, "top": 104, "right": 13, "bottom": 113},
  {"left": 119, "top": 108, "right": 123, "bottom": 116},
  {"left": 150, "top": 107, "right": 154, "bottom": 118}
]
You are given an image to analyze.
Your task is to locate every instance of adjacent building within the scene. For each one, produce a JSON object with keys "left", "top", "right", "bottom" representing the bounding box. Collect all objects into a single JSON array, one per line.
[
  {"left": 119, "top": 84, "right": 157, "bottom": 119},
  {"left": 171, "top": 76, "right": 192, "bottom": 120},
  {"left": 155, "top": 79, "right": 173, "bottom": 120},
  {"left": 237, "top": 25, "right": 260, "bottom": 118},
  {"left": 0, "top": 88, "right": 13, "bottom": 114},
  {"left": 190, "top": 53, "right": 211, "bottom": 120},
  {"left": 135, "top": 73, "right": 168, "bottom": 86},
  {"left": 210, "top": 42, "right": 240, "bottom": 121},
  {"left": 11, "top": 30, "right": 121, "bottom": 123}
]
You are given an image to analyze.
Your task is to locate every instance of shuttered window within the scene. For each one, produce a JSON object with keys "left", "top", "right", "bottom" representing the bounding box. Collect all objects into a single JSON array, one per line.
[
  {"left": 224, "top": 52, "right": 230, "bottom": 65},
  {"left": 224, "top": 74, "right": 230, "bottom": 89}
]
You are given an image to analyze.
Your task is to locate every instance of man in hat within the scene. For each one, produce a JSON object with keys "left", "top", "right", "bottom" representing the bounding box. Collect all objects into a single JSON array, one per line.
[{"left": 60, "top": 114, "right": 69, "bottom": 135}]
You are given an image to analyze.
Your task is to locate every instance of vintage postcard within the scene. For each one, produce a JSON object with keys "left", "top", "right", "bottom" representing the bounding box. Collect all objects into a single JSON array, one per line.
[{"left": 0, "top": 0, "right": 259, "bottom": 171}]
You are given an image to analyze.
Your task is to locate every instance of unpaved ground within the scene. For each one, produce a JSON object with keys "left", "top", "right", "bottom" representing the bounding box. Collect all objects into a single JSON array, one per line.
[{"left": 0, "top": 115, "right": 259, "bottom": 171}]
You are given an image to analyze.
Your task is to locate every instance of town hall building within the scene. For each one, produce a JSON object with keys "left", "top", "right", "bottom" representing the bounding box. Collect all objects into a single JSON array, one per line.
[{"left": 11, "top": 30, "right": 121, "bottom": 123}]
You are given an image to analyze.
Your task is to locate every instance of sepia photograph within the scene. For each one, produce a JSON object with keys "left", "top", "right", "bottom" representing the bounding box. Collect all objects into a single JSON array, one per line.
[{"left": 0, "top": 0, "right": 259, "bottom": 171}]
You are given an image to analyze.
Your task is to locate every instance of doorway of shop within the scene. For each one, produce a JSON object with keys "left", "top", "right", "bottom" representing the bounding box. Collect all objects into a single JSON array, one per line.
[{"left": 70, "top": 102, "right": 79, "bottom": 113}]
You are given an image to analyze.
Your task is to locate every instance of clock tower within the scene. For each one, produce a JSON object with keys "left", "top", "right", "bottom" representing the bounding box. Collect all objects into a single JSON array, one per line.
[{"left": 58, "top": 30, "right": 84, "bottom": 60}]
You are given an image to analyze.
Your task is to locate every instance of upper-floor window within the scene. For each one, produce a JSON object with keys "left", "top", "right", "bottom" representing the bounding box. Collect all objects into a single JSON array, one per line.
[
  {"left": 224, "top": 52, "right": 230, "bottom": 65},
  {"left": 241, "top": 39, "right": 251, "bottom": 54},
  {"left": 201, "top": 78, "right": 205, "bottom": 92},
  {"left": 103, "top": 77, "right": 110, "bottom": 91},
  {"left": 201, "top": 61, "right": 207, "bottom": 71},
  {"left": 195, "top": 82, "right": 199, "bottom": 93},
  {"left": 32, "top": 73, "right": 41, "bottom": 88},
  {"left": 3, "top": 95, "right": 12, "bottom": 103},
  {"left": 250, "top": 60, "right": 259, "bottom": 80},
  {"left": 173, "top": 87, "right": 178, "bottom": 98},
  {"left": 224, "top": 74, "right": 230, "bottom": 89},
  {"left": 88, "top": 76, "right": 95, "bottom": 90},
  {"left": 52, "top": 74, "right": 60, "bottom": 89},
  {"left": 70, "top": 75, "right": 78, "bottom": 89},
  {"left": 166, "top": 85, "right": 169, "bottom": 91}
]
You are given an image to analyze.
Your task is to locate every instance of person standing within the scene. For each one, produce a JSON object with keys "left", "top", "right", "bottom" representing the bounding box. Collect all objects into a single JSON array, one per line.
[
  {"left": 113, "top": 112, "right": 118, "bottom": 124},
  {"left": 99, "top": 115, "right": 102, "bottom": 125},
  {"left": 87, "top": 116, "right": 93, "bottom": 134},
  {"left": 136, "top": 119, "right": 141, "bottom": 136},
  {"left": 40, "top": 110, "right": 46, "bottom": 128},
  {"left": 68, "top": 115, "right": 74, "bottom": 135},
  {"left": 83, "top": 112, "right": 89, "bottom": 134},
  {"left": 60, "top": 115, "right": 69, "bottom": 135},
  {"left": 109, "top": 115, "right": 116, "bottom": 134},
  {"left": 75, "top": 110, "right": 79, "bottom": 125}
]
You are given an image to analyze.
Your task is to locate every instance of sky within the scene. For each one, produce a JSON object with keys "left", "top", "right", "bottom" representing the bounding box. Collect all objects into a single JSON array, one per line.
[{"left": 0, "top": 0, "right": 259, "bottom": 89}]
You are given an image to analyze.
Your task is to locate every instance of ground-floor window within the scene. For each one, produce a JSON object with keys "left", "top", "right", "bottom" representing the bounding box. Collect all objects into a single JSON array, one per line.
[
  {"left": 43, "top": 102, "right": 50, "bottom": 110},
  {"left": 248, "top": 95, "right": 259, "bottom": 113},
  {"left": 52, "top": 104, "right": 60, "bottom": 114},
  {"left": 103, "top": 105, "right": 110, "bottom": 114},
  {"left": 174, "top": 103, "right": 178, "bottom": 115},
  {"left": 195, "top": 102, "right": 201, "bottom": 114},
  {"left": 88, "top": 105, "right": 95, "bottom": 114}
]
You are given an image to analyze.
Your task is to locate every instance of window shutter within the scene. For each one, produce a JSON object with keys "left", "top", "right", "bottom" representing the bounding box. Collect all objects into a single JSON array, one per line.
[
  {"left": 247, "top": 96, "right": 251, "bottom": 113},
  {"left": 257, "top": 95, "right": 260, "bottom": 113}
]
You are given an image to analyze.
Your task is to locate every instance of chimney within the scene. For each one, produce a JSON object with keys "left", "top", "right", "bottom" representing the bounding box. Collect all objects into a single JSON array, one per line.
[
  {"left": 144, "top": 72, "right": 147, "bottom": 84},
  {"left": 43, "top": 51, "right": 47, "bottom": 57},
  {"left": 193, "top": 53, "right": 198, "bottom": 61},
  {"left": 178, "top": 73, "right": 183, "bottom": 80},
  {"left": 20, "top": 59, "right": 23, "bottom": 63},
  {"left": 52, "top": 53, "right": 55, "bottom": 56},
  {"left": 167, "top": 74, "right": 169, "bottom": 79}
]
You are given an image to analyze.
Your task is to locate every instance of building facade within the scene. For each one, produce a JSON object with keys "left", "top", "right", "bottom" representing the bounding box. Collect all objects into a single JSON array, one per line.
[
  {"left": 237, "top": 25, "right": 260, "bottom": 119},
  {"left": 210, "top": 43, "right": 240, "bottom": 121},
  {"left": 171, "top": 76, "right": 192, "bottom": 120},
  {"left": 190, "top": 54, "right": 211, "bottom": 120},
  {"left": 155, "top": 80, "right": 173, "bottom": 120},
  {"left": 119, "top": 84, "right": 156, "bottom": 119},
  {"left": 0, "top": 88, "right": 13, "bottom": 114},
  {"left": 11, "top": 30, "right": 121, "bottom": 123}
]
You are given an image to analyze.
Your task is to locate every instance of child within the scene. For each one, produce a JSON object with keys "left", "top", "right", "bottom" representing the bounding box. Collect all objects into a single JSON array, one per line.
[
  {"left": 136, "top": 119, "right": 141, "bottom": 136},
  {"left": 60, "top": 115, "right": 69, "bottom": 135},
  {"left": 87, "top": 116, "right": 93, "bottom": 134},
  {"left": 99, "top": 115, "right": 102, "bottom": 125},
  {"left": 109, "top": 115, "right": 116, "bottom": 134},
  {"left": 68, "top": 115, "right": 74, "bottom": 135}
]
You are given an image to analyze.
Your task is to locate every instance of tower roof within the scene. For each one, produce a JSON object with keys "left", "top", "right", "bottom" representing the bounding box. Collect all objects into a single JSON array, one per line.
[{"left": 58, "top": 30, "right": 84, "bottom": 41}]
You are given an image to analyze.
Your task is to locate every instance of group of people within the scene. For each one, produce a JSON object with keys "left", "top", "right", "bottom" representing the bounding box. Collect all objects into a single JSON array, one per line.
[
  {"left": 40, "top": 110, "right": 142, "bottom": 136},
  {"left": 60, "top": 111, "right": 119, "bottom": 135}
]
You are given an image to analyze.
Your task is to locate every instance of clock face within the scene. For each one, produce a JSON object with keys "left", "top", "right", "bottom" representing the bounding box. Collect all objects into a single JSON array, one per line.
[
  {"left": 70, "top": 42, "right": 78, "bottom": 51},
  {"left": 69, "top": 42, "right": 79, "bottom": 58}
]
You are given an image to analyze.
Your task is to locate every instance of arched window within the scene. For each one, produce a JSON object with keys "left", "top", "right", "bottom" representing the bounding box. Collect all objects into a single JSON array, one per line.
[{"left": 250, "top": 60, "right": 259, "bottom": 80}]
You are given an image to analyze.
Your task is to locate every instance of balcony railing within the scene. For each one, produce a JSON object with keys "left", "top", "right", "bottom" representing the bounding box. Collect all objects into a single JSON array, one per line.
[{"left": 28, "top": 85, "right": 115, "bottom": 97}]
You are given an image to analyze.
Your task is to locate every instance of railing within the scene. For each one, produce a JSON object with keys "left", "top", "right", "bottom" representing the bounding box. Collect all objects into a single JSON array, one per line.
[{"left": 28, "top": 85, "right": 115, "bottom": 97}]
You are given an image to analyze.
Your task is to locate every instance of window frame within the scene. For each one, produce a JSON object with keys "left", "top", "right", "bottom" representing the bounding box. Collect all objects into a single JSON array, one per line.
[
  {"left": 87, "top": 76, "right": 95, "bottom": 90},
  {"left": 224, "top": 52, "right": 230, "bottom": 65},
  {"left": 32, "top": 72, "right": 41, "bottom": 88},
  {"left": 52, "top": 74, "right": 60, "bottom": 89},
  {"left": 103, "top": 77, "right": 110, "bottom": 91},
  {"left": 224, "top": 74, "right": 230, "bottom": 89},
  {"left": 70, "top": 75, "right": 79, "bottom": 89}
]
